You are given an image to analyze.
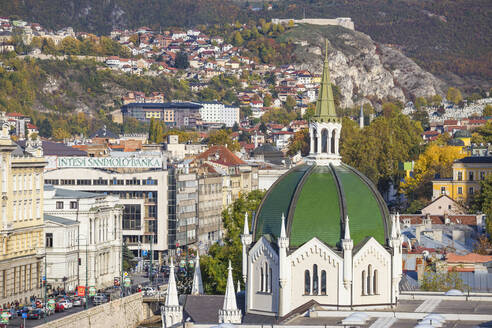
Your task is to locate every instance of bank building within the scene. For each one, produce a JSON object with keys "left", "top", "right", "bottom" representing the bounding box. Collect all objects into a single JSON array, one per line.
[{"left": 161, "top": 46, "right": 403, "bottom": 327}]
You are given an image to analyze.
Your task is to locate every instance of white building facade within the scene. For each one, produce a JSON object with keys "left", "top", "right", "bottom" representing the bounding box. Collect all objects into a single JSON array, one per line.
[
  {"left": 198, "top": 102, "right": 240, "bottom": 127},
  {"left": 44, "top": 187, "right": 123, "bottom": 290}
]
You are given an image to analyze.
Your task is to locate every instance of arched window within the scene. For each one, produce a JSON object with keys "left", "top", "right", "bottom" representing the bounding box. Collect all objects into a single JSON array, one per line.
[
  {"left": 260, "top": 267, "right": 264, "bottom": 292},
  {"left": 264, "top": 262, "right": 268, "bottom": 292},
  {"left": 373, "top": 269, "right": 378, "bottom": 295},
  {"left": 269, "top": 267, "right": 272, "bottom": 293},
  {"left": 321, "top": 270, "right": 326, "bottom": 295},
  {"left": 361, "top": 270, "right": 366, "bottom": 295},
  {"left": 331, "top": 130, "right": 336, "bottom": 154},
  {"left": 321, "top": 129, "right": 328, "bottom": 153},
  {"left": 313, "top": 264, "right": 319, "bottom": 295},
  {"left": 313, "top": 129, "right": 318, "bottom": 153},
  {"left": 304, "top": 270, "right": 310, "bottom": 295},
  {"left": 367, "top": 265, "right": 372, "bottom": 295}
]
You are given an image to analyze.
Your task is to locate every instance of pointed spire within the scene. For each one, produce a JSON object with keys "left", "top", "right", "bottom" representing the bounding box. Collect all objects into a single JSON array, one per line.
[
  {"left": 243, "top": 212, "right": 250, "bottom": 236},
  {"left": 280, "top": 213, "right": 286, "bottom": 238},
  {"left": 191, "top": 254, "right": 203, "bottom": 295},
  {"left": 313, "top": 39, "right": 339, "bottom": 123},
  {"left": 391, "top": 214, "right": 397, "bottom": 239},
  {"left": 237, "top": 280, "right": 241, "bottom": 293},
  {"left": 344, "top": 215, "right": 351, "bottom": 240},
  {"left": 166, "top": 257, "right": 179, "bottom": 307},
  {"left": 396, "top": 212, "right": 401, "bottom": 235},
  {"left": 223, "top": 260, "right": 238, "bottom": 311}
]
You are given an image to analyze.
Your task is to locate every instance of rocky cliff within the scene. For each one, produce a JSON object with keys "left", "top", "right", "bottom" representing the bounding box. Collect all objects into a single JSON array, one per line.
[{"left": 283, "top": 24, "right": 446, "bottom": 109}]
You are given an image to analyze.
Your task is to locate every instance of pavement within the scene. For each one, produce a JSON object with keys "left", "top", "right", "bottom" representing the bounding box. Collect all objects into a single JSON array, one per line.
[
  {"left": 5, "top": 272, "right": 154, "bottom": 327},
  {"left": 5, "top": 302, "right": 95, "bottom": 327}
]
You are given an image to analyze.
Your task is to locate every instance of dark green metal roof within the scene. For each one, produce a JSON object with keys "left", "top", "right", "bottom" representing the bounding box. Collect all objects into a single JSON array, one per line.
[
  {"left": 290, "top": 166, "right": 341, "bottom": 247},
  {"left": 254, "top": 164, "right": 310, "bottom": 241},
  {"left": 333, "top": 164, "right": 387, "bottom": 245},
  {"left": 253, "top": 163, "right": 389, "bottom": 248}
]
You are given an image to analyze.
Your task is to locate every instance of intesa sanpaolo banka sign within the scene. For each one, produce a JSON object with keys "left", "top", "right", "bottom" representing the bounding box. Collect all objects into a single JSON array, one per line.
[{"left": 50, "top": 156, "right": 163, "bottom": 169}]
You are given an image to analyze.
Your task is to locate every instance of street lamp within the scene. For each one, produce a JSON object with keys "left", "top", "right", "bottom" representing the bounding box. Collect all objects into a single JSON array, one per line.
[{"left": 77, "top": 234, "right": 89, "bottom": 310}]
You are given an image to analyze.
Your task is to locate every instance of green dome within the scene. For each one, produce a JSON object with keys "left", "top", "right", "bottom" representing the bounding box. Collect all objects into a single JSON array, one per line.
[{"left": 253, "top": 164, "right": 390, "bottom": 248}]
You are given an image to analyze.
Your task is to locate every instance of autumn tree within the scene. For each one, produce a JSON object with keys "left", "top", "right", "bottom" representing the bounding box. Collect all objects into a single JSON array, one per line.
[
  {"left": 483, "top": 104, "right": 492, "bottom": 117},
  {"left": 447, "top": 87, "right": 463, "bottom": 105},
  {"left": 400, "top": 143, "right": 465, "bottom": 201},
  {"left": 52, "top": 127, "right": 71, "bottom": 140},
  {"left": 208, "top": 129, "right": 240, "bottom": 151},
  {"left": 287, "top": 128, "right": 309, "bottom": 156},
  {"left": 340, "top": 111, "right": 423, "bottom": 193}
]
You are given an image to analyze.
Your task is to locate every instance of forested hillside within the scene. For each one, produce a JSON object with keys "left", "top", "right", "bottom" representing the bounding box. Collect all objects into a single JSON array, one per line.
[{"left": 1, "top": 0, "right": 490, "bottom": 89}]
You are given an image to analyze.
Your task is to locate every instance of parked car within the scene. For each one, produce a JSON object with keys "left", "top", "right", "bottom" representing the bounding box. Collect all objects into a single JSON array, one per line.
[
  {"left": 27, "top": 309, "right": 45, "bottom": 320},
  {"left": 93, "top": 295, "right": 108, "bottom": 305},
  {"left": 141, "top": 286, "right": 157, "bottom": 296},
  {"left": 43, "top": 307, "right": 54, "bottom": 316},
  {"left": 16, "top": 306, "right": 30, "bottom": 316},
  {"left": 54, "top": 303, "right": 65, "bottom": 313},
  {"left": 72, "top": 297, "right": 86, "bottom": 307},
  {"left": 58, "top": 299, "right": 73, "bottom": 309}
]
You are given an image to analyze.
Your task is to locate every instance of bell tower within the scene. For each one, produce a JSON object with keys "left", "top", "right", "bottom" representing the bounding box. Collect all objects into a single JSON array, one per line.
[{"left": 307, "top": 41, "right": 342, "bottom": 166}]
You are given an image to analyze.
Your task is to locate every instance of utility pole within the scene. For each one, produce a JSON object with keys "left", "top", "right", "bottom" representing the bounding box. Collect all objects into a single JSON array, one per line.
[
  {"left": 121, "top": 239, "right": 124, "bottom": 297},
  {"left": 44, "top": 253, "right": 47, "bottom": 322},
  {"left": 185, "top": 218, "right": 188, "bottom": 276},
  {"left": 85, "top": 242, "right": 88, "bottom": 310},
  {"left": 150, "top": 235, "right": 153, "bottom": 285}
]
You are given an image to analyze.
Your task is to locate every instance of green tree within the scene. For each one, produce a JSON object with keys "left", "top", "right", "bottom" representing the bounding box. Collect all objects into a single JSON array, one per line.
[
  {"left": 303, "top": 103, "right": 315, "bottom": 121},
  {"left": 421, "top": 266, "right": 465, "bottom": 292},
  {"left": 471, "top": 175, "right": 492, "bottom": 238},
  {"left": 232, "top": 31, "right": 244, "bottom": 46},
  {"left": 263, "top": 93, "right": 273, "bottom": 107},
  {"left": 38, "top": 118, "right": 52, "bottom": 138},
  {"left": 284, "top": 95, "right": 296, "bottom": 112},
  {"left": 201, "top": 190, "right": 265, "bottom": 294},
  {"left": 122, "top": 243, "right": 136, "bottom": 271},
  {"left": 174, "top": 51, "right": 190, "bottom": 69}
]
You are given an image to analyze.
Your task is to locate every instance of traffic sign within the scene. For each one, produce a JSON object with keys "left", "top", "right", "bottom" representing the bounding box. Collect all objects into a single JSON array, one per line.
[
  {"left": 142, "top": 250, "right": 148, "bottom": 257},
  {"left": 42, "top": 275, "right": 46, "bottom": 281},
  {"left": 77, "top": 285, "right": 86, "bottom": 296},
  {"left": 89, "top": 286, "right": 96, "bottom": 296},
  {"left": 124, "top": 271, "right": 128, "bottom": 277},
  {"left": 22, "top": 312, "right": 27, "bottom": 319},
  {"left": 124, "top": 277, "right": 131, "bottom": 287},
  {"left": 0, "top": 311, "right": 9, "bottom": 324}
]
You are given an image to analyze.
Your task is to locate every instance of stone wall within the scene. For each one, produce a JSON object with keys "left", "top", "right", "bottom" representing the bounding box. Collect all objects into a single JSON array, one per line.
[{"left": 37, "top": 293, "right": 153, "bottom": 328}]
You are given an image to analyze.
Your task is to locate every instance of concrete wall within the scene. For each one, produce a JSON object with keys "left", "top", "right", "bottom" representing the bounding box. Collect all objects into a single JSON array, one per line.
[{"left": 37, "top": 293, "right": 153, "bottom": 328}]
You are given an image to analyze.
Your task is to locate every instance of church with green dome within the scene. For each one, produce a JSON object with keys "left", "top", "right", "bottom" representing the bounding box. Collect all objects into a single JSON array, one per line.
[{"left": 240, "top": 44, "right": 403, "bottom": 317}]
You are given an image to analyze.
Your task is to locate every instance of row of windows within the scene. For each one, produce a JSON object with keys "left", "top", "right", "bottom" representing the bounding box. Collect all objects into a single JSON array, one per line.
[
  {"left": 45, "top": 177, "right": 158, "bottom": 186},
  {"left": 56, "top": 201, "right": 78, "bottom": 210},
  {"left": 440, "top": 186, "right": 475, "bottom": 195},
  {"left": 457, "top": 171, "right": 487, "bottom": 181}
]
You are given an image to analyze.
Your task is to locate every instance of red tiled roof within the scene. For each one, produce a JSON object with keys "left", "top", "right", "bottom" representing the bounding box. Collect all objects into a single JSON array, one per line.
[
  {"left": 26, "top": 123, "right": 37, "bottom": 129},
  {"left": 399, "top": 214, "right": 478, "bottom": 226},
  {"left": 195, "top": 145, "right": 245, "bottom": 166},
  {"left": 446, "top": 253, "right": 492, "bottom": 264},
  {"left": 6, "top": 112, "right": 24, "bottom": 117}
]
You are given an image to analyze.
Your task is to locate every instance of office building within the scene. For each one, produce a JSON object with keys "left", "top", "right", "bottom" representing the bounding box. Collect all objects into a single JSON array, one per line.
[
  {"left": 43, "top": 153, "right": 168, "bottom": 262},
  {"left": 121, "top": 102, "right": 202, "bottom": 128},
  {"left": 198, "top": 102, "right": 240, "bottom": 127}
]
